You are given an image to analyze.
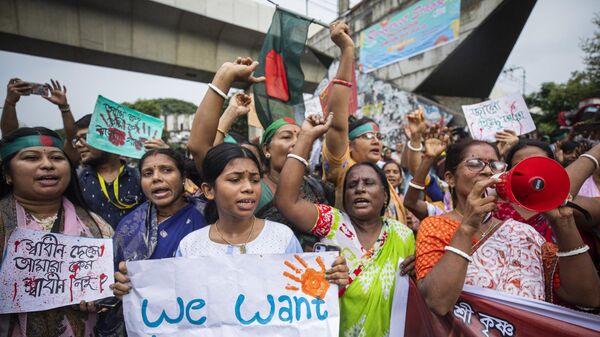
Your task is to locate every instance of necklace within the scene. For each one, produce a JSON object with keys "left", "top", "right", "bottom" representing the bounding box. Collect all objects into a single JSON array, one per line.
[
  {"left": 453, "top": 208, "right": 496, "bottom": 240},
  {"left": 29, "top": 212, "right": 58, "bottom": 231},
  {"left": 213, "top": 216, "right": 256, "bottom": 254}
]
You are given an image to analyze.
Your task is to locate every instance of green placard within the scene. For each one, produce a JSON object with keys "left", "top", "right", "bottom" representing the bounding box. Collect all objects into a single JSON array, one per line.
[{"left": 87, "top": 95, "right": 164, "bottom": 159}]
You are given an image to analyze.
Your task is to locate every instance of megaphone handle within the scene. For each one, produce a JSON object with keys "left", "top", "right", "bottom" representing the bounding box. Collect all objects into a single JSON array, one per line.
[{"left": 565, "top": 201, "right": 593, "bottom": 226}]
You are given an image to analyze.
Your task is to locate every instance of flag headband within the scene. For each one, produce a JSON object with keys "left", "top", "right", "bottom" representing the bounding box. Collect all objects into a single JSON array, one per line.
[
  {"left": 0, "top": 135, "right": 64, "bottom": 160},
  {"left": 261, "top": 118, "right": 297, "bottom": 145},
  {"left": 349, "top": 122, "right": 379, "bottom": 141}
]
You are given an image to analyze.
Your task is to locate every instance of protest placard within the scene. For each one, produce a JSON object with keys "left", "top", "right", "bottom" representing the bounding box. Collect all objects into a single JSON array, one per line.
[
  {"left": 0, "top": 228, "right": 114, "bottom": 313},
  {"left": 87, "top": 95, "right": 164, "bottom": 159},
  {"left": 462, "top": 93, "right": 536, "bottom": 142},
  {"left": 123, "top": 252, "right": 339, "bottom": 337},
  {"left": 389, "top": 277, "right": 600, "bottom": 336}
]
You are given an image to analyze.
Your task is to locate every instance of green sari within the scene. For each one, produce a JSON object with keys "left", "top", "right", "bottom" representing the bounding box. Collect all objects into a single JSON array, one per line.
[{"left": 312, "top": 204, "right": 415, "bottom": 337}]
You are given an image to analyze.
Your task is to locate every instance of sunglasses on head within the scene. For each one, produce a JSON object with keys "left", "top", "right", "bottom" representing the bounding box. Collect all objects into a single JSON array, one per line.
[
  {"left": 358, "top": 132, "right": 382, "bottom": 141},
  {"left": 462, "top": 158, "right": 507, "bottom": 174}
]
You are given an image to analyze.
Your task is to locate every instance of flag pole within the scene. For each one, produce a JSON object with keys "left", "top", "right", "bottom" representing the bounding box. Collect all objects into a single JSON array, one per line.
[{"left": 265, "top": 0, "right": 330, "bottom": 28}]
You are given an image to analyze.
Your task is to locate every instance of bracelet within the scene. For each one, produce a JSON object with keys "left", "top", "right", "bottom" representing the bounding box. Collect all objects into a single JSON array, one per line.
[
  {"left": 287, "top": 153, "right": 309, "bottom": 168},
  {"left": 59, "top": 104, "right": 70, "bottom": 113},
  {"left": 332, "top": 78, "right": 352, "bottom": 87},
  {"left": 4, "top": 99, "right": 16, "bottom": 107},
  {"left": 444, "top": 246, "right": 473, "bottom": 263},
  {"left": 408, "top": 181, "right": 425, "bottom": 190},
  {"left": 407, "top": 142, "right": 423, "bottom": 152},
  {"left": 556, "top": 245, "right": 590, "bottom": 258},
  {"left": 208, "top": 83, "right": 228, "bottom": 100},
  {"left": 216, "top": 127, "right": 228, "bottom": 137},
  {"left": 580, "top": 154, "right": 599, "bottom": 170}
]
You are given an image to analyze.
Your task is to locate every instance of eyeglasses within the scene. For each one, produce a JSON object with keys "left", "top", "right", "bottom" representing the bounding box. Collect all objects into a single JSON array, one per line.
[
  {"left": 72, "top": 134, "right": 87, "bottom": 146},
  {"left": 461, "top": 158, "right": 507, "bottom": 174},
  {"left": 358, "top": 132, "right": 382, "bottom": 141}
]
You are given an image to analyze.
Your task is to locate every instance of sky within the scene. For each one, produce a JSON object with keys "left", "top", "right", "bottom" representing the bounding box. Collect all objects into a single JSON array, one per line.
[{"left": 0, "top": 0, "right": 598, "bottom": 133}]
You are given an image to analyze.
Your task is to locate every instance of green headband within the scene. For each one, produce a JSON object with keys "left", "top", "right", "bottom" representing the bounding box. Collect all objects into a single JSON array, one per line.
[
  {"left": 223, "top": 134, "right": 237, "bottom": 144},
  {"left": 0, "top": 135, "right": 64, "bottom": 160},
  {"left": 261, "top": 118, "right": 297, "bottom": 145},
  {"left": 349, "top": 122, "right": 378, "bottom": 141}
]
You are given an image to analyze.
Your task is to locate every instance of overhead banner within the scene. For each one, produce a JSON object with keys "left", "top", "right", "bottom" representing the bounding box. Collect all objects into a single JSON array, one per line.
[
  {"left": 123, "top": 252, "right": 340, "bottom": 337},
  {"left": 390, "top": 276, "right": 600, "bottom": 336},
  {"left": 88, "top": 95, "right": 164, "bottom": 159},
  {"left": 462, "top": 93, "right": 536, "bottom": 142},
  {"left": 0, "top": 228, "right": 114, "bottom": 313},
  {"left": 358, "top": 0, "right": 461, "bottom": 73}
]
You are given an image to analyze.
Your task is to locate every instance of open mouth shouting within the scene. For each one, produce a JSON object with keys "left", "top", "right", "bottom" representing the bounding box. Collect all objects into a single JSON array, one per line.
[
  {"left": 353, "top": 197, "right": 371, "bottom": 208},
  {"left": 35, "top": 174, "right": 61, "bottom": 187},
  {"left": 236, "top": 198, "right": 257, "bottom": 211},
  {"left": 150, "top": 186, "right": 172, "bottom": 200}
]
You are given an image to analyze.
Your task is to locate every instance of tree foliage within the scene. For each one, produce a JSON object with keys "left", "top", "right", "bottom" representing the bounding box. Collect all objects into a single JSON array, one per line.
[
  {"left": 524, "top": 13, "right": 600, "bottom": 135},
  {"left": 121, "top": 98, "right": 196, "bottom": 117}
]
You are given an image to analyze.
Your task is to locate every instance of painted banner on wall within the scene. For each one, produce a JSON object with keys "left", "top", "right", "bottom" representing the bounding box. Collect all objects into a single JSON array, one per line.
[
  {"left": 88, "top": 95, "right": 164, "bottom": 159},
  {"left": 0, "top": 228, "right": 114, "bottom": 313},
  {"left": 123, "top": 252, "right": 339, "bottom": 337},
  {"left": 358, "top": 0, "right": 461, "bottom": 73}
]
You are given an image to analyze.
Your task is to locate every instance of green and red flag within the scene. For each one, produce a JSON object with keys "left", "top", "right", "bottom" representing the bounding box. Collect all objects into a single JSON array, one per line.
[{"left": 253, "top": 9, "right": 312, "bottom": 128}]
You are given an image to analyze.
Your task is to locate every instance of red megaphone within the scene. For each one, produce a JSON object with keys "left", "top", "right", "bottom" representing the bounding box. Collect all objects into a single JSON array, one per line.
[{"left": 494, "top": 156, "right": 570, "bottom": 212}]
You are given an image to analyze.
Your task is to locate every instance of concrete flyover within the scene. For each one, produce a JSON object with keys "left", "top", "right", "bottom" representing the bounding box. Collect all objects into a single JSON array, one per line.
[
  {"left": 308, "top": 0, "right": 537, "bottom": 110},
  {"left": 0, "top": 0, "right": 330, "bottom": 91}
]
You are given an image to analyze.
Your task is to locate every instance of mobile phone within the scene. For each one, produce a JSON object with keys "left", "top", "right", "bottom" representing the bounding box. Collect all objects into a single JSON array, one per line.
[
  {"left": 95, "top": 296, "right": 121, "bottom": 309},
  {"left": 29, "top": 83, "right": 49, "bottom": 96},
  {"left": 313, "top": 243, "right": 341, "bottom": 253}
]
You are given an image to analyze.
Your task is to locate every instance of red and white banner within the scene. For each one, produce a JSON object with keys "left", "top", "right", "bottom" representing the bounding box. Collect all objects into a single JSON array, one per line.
[{"left": 390, "top": 272, "right": 600, "bottom": 336}]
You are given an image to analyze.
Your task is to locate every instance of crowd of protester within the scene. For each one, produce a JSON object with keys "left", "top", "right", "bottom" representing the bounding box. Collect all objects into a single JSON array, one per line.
[{"left": 1, "top": 21, "right": 600, "bottom": 337}]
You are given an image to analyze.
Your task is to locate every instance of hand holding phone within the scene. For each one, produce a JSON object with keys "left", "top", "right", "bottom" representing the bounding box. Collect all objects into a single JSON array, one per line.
[
  {"left": 313, "top": 243, "right": 341, "bottom": 253},
  {"left": 29, "top": 83, "right": 49, "bottom": 96}
]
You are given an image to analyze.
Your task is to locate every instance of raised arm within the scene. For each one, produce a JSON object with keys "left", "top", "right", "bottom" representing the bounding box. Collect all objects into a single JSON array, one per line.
[
  {"left": 42, "top": 79, "right": 79, "bottom": 163},
  {"left": 187, "top": 58, "right": 264, "bottom": 176},
  {"left": 566, "top": 143, "right": 600, "bottom": 195},
  {"left": 275, "top": 114, "right": 333, "bottom": 233},
  {"left": 2, "top": 78, "right": 31, "bottom": 135},
  {"left": 324, "top": 21, "right": 354, "bottom": 159},
  {"left": 213, "top": 93, "right": 251, "bottom": 145},
  {"left": 404, "top": 135, "right": 448, "bottom": 220},
  {"left": 404, "top": 107, "right": 428, "bottom": 176}
]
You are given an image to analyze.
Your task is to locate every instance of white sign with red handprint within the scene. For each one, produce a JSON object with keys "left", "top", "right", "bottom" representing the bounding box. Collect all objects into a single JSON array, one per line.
[
  {"left": 0, "top": 227, "right": 114, "bottom": 313},
  {"left": 123, "top": 252, "right": 340, "bottom": 337}
]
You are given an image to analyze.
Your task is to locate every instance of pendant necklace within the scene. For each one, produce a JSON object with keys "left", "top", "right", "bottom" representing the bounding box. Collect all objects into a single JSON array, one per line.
[{"left": 214, "top": 216, "right": 256, "bottom": 254}]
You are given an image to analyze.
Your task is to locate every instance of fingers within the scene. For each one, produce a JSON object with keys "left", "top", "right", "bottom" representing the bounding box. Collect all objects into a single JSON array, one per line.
[
  {"left": 470, "top": 177, "right": 499, "bottom": 199},
  {"left": 326, "top": 256, "right": 349, "bottom": 285},
  {"left": 400, "top": 255, "right": 416, "bottom": 276},
  {"left": 110, "top": 281, "right": 131, "bottom": 298},
  {"left": 78, "top": 300, "right": 96, "bottom": 312},
  {"left": 118, "top": 261, "right": 128, "bottom": 274}
]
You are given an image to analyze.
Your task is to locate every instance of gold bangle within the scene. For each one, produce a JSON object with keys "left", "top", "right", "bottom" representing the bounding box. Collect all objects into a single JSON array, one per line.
[{"left": 216, "top": 128, "right": 227, "bottom": 136}]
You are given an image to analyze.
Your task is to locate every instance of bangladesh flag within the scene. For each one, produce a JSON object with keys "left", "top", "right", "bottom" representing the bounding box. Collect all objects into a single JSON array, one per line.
[{"left": 253, "top": 9, "right": 312, "bottom": 128}]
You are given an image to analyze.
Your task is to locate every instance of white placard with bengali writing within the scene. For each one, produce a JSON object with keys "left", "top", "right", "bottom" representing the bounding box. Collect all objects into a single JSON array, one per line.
[
  {"left": 462, "top": 93, "right": 536, "bottom": 142},
  {"left": 123, "top": 252, "right": 339, "bottom": 337},
  {"left": 0, "top": 227, "right": 114, "bottom": 313}
]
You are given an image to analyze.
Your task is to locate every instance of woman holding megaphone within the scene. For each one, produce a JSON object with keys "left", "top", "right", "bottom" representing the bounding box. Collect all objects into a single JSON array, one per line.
[{"left": 414, "top": 140, "right": 600, "bottom": 316}]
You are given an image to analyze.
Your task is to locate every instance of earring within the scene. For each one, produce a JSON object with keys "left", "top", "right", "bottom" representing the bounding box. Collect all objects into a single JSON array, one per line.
[
  {"left": 5, "top": 177, "right": 12, "bottom": 185},
  {"left": 265, "top": 153, "right": 271, "bottom": 159}
]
